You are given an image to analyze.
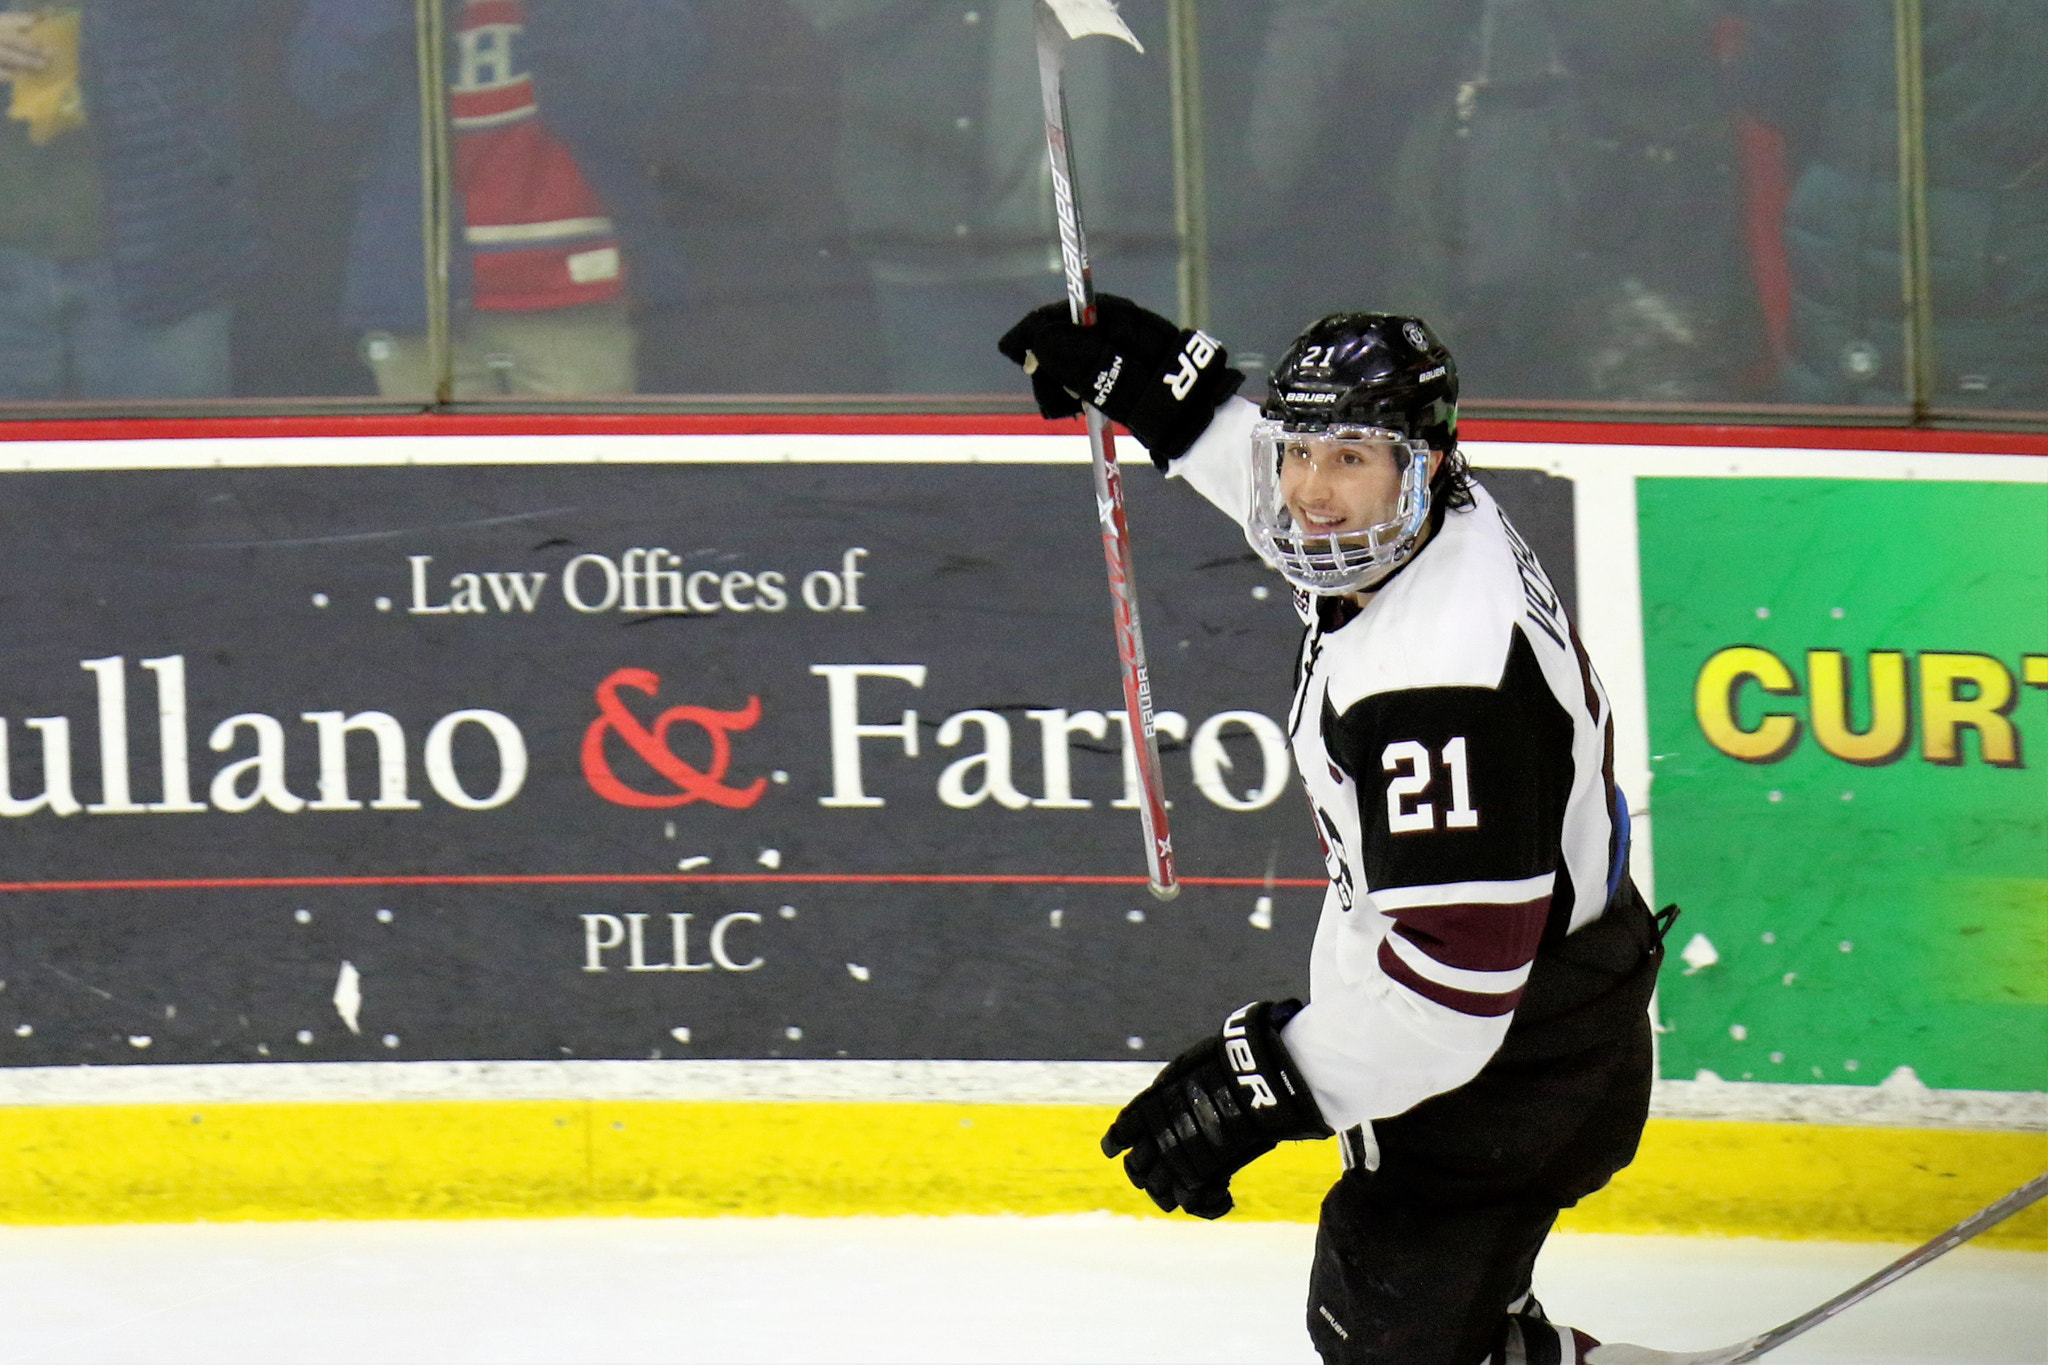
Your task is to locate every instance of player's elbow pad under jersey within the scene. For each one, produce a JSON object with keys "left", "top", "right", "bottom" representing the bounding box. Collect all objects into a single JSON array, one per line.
[{"left": 1162, "top": 394, "right": 1263, "bottom": 529}]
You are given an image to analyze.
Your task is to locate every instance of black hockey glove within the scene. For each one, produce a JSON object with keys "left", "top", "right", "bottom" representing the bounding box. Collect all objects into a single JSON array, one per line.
[
  {"left": 1101, "top": 999, "right": 1331, "bottom": 1219},
  {"left": 997, "top": 293, "right": 1244, "bottom": 468}
]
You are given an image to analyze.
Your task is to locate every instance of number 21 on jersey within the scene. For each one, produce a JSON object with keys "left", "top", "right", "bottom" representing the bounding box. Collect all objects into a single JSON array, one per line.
[{"left": 1381, "top": 738, "right": 1479, "bottom": 834}]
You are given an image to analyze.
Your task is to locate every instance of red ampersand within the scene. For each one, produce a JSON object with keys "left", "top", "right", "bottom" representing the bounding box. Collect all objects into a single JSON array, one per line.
[{"left": 581, "top": 668, "right": 769, "bottom": 809}]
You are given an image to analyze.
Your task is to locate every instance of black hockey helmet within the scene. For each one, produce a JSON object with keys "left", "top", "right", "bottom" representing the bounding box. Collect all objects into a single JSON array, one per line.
[{"left": 1262, "top": 314, "right": 1458, "bottom": 452}]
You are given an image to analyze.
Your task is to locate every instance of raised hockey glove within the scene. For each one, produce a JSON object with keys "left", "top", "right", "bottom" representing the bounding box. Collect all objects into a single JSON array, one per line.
[
  {"left": 1101, "top": 999, "right": 1331, "bottom": 1219},
  {"left": 997, "top": 293, "right": 1244, "bottom": 468}
]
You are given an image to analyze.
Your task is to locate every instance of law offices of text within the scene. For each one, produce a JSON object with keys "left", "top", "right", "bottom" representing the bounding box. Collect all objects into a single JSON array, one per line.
[{"left": 408, "top": 547, "right": 871, "bottom": 616}]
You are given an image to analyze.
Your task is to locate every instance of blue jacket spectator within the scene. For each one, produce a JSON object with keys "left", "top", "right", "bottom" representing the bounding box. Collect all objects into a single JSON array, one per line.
[
  {"left": 80, "top": 0, "right": 258, "bottom": 327},
  {"left": 289, "top": 0, "right": 700, "bottom": 336}
]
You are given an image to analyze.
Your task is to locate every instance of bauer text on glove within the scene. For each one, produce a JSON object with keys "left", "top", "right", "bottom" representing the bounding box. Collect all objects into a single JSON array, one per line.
[
  {"left": 997, "top": 293, "right": 1244, "bottom": 468},
  {"left": 1100, "top": 999, "right": 1330, "bottom": 1219}
]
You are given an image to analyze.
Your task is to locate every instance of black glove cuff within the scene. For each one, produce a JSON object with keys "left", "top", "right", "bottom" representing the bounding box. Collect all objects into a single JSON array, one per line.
[
  {"left": 1122, "top": 337, "right": 1244, "bottom": 469},
  {"left": 1221, "top": 999, "right": 1331, "bottom": 1142},
  {"left": 998, "top": 296, "right": 1242, "bottom": 464}
]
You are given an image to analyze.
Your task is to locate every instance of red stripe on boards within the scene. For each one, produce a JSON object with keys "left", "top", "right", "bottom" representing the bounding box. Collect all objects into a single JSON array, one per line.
[
  {"left": 2, "top": 412, "right": 2044, "bottom": 454},
  {"left": 0, "top": 413, "right": 1090, "bottom": 442}
]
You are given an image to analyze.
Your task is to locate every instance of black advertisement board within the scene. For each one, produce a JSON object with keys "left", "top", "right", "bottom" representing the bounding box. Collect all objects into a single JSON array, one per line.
[{"left": 0, "top": 452, "right": 1570, "bottom": 1068}]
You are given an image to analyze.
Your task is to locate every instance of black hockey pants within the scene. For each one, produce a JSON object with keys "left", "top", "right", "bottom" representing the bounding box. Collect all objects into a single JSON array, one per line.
[{"left": 1305, "top": 882, "right": 1667, "bottom": 1365}]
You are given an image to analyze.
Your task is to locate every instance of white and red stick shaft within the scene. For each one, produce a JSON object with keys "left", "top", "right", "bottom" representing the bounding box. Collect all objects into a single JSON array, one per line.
[{"left": 1033, "top": 1, "right": 1177, "bottom": 900}]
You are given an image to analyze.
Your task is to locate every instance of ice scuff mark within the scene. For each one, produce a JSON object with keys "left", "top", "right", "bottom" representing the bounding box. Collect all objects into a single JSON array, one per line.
[
  {"left": 333, "top": 961, "right": 362, "bottom": 1035},
  {"left": 191, "top": 506, "right": 578, "bottom": 551},
  {"left": 39, "top": 962, "right": 113, "bottom": 1000},
  {"left": 677, "top": 855, "right": 711, "bottom": 871}
]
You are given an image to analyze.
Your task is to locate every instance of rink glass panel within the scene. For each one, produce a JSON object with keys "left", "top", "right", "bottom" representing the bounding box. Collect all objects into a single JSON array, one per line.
[
  {"left": 1639, "top": 477, "right": 2048, "bottom": 1093},
  {"left": 1912, "top": 3, "right": 2048, "bottom": 420},
  {"left": 0, "top": 1, "right": 2041, "bottom": 424}
]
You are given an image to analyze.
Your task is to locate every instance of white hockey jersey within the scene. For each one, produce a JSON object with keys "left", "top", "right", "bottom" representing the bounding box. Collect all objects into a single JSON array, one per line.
[{"left": 1171, "top": 399, "right": 1628, "bottom": 1131}]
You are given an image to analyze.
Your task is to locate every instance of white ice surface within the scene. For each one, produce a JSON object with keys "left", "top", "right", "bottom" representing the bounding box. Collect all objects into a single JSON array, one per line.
[{"left": 0, "top": 1216, "right": 2039, "bottom": 1365}]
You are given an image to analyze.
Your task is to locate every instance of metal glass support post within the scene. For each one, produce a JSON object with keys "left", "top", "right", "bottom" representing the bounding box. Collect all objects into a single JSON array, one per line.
[
  {"left": 1166, "top": 0, "right": 1209, "bottom": 331},
  {"left": 414, "top": 0, "right": 454, "bottom": 405},
  {"left": 1891, "top": 0, "right": 1935, "bottom": 419}
]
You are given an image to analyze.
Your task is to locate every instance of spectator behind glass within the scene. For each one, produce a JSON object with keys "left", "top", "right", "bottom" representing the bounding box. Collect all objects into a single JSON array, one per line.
[
  {"left": 1205, "top": 0, "right": 1443, "bottom": 372},
  {"left": 1267, "top": 0, "right": 1754, "bottom": 403},
  {"left": 1733, "top": 0, "right": 2048, "bottom": 411},
  {"left": 796, "top": 1, "right": 1172, "bottom": 394},
  {"left": 637, "top": 0, "right": 884, "bottom": 395},
  {"left": 290, "top": 0, "right": 702, "bottom": 399},
  {"left": 0, "top": 0, "right": 255, "bottom": 403}
]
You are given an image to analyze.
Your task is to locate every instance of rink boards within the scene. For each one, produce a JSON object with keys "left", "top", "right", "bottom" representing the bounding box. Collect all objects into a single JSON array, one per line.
[{"left": 0, "top": 415, "right": 2041, "bottom": 1238}]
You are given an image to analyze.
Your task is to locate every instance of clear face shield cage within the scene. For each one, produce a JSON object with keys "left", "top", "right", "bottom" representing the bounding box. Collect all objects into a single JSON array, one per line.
[{"left": 1245, "top": 421, "right": 1434, "bottom": 595}]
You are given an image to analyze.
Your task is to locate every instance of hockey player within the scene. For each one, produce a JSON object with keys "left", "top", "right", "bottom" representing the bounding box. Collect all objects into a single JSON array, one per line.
[{"left": 998, "top": 297, "right": 1670, "bottom": 1365}]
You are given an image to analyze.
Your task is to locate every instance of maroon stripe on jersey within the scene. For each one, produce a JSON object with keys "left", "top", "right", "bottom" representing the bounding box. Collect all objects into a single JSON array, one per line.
[
  {"left": 1377, "top": 940, "right": 1525, "bottom": 1017},
  {"left": 1567, "top": 624, "right": 1603, "bottom": 722},
  {"left": 1387, "top": 896, "right": 1549, "bottom": 973}
]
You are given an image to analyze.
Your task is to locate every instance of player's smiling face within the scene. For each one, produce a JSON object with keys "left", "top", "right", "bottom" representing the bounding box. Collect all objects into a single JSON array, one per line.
[{"left": 1278, "top": 435, "right": 1408, "bottom": 537}]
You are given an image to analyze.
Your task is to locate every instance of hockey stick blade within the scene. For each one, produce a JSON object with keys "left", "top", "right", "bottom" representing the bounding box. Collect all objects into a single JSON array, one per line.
[
  {"left": 1042, "top": 0, "right": 1143, "bottom": 50},
  {"left": 1587, "top": 1170, "right": 2048, "bottom": 1365}
]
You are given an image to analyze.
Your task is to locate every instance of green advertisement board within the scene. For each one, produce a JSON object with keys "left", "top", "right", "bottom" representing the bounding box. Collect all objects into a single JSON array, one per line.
[{"left": 1640, "top": 478, "right": 2047, "bottom": 1092}]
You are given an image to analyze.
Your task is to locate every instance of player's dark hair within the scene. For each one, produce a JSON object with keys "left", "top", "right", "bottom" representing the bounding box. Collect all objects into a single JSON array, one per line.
[{"left": 1433, "top": 445, "right": 1477, "bottom": 511}]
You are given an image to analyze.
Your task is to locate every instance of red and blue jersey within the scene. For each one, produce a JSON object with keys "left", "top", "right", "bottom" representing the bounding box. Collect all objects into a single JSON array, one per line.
[{"left": 449, "top": 0, "right": 623, "bottom": 311}]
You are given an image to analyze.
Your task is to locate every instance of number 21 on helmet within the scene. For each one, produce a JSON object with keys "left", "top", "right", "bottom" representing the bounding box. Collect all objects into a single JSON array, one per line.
[{"left": 1246, "top": 314, "right": 1459, "bottom": 596}]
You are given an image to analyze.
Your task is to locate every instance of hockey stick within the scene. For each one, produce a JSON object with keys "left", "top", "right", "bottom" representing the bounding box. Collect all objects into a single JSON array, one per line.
[
  {"left": 1588, "top": 1170, "right": 2048, "bottom": 1364},
  {"left": 1033, "top": 0, "right": 1177, "bottom": 900}
]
